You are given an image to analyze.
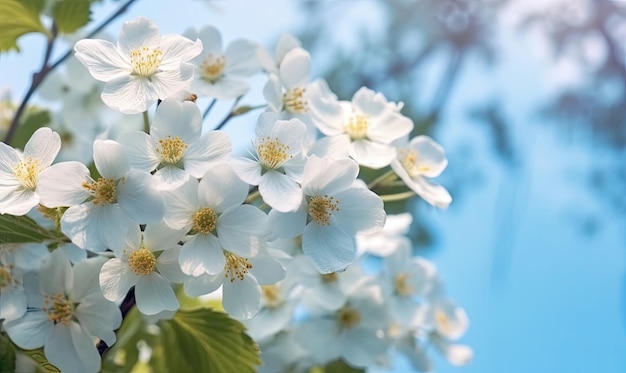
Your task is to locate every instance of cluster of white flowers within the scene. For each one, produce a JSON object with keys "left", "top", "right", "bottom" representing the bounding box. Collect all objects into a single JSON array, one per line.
[{"left": 0, "top": 16, "right": 464, "bottom": 373}]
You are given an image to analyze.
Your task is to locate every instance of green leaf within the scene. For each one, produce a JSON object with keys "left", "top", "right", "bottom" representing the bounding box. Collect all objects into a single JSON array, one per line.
[
  {"left": 322, "top": 359, "right": 366, "bottom": 373},
  {"left": 18, "top": 348, "right": 60, "bottom": 373},
  {"left": 10, "top": 107, "right": 50, "bottom": 150},
  {"left": 52, "top": 0, "right": 91, "bottom": 34},
  {"left": 20, "top": 0, "right": 45, "bottom": 15},
  {"left": 0, "top": 0, "right": 48, "bottom": 52},
  {"left": 160, "top": 308, "right": 261, "bottom": 373},
  {"left": 0, "top": 214, "right": 63, "bottom": 244},
  {"left": 0, "top": 333, "right": 16, "bottom": 373},
  {"left": 102, "top": 307, "right": 261, "bottom": 373}
]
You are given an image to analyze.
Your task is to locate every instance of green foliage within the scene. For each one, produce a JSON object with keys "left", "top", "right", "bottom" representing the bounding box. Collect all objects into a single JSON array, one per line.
[
  {"left": 52, "top": 0, "right": 92, "bottom": 34},
  {"left": 103, "top": 307, "right": 261, "bottom": 373},
  {"left": 18, "top": 348, "right": 60, "bottom": 373},
  {"left": 10, "top": 107, "right": 50, "bottom": 150},
  {"left": 0, "top": 0, "right": 48, "bottom": 52},
  {"left": 0, "top": 214, "right": 64, "bottom": 244},
  {"left": 312, "top": 360, "right": 365, "bottom": 373},
  {"left": 0, "top": 333, "right": 16, "bottom": 373}
]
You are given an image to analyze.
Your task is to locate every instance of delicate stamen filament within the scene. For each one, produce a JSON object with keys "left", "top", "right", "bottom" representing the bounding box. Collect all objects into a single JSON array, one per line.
[
  {"left": 321, "top": 272, "right": 338, "bottom": 283},
  {"left": 283, "top": 87, "right": 307, "bottom": 113},
  {"left": 345, "top": 114, "right": 369, "bottom": 140},
  {"left": 337, "top": 305, "right": 361, "bottom": 330},
  {"left": 43, "top": 293, "right": 74, "bottom": 325},
  {"left": 128, "top": 248, "right": 157, "bottom": 276},
  {"left": 257, "top": 137, "right": 291, "bottom": 169},
  {"left": 199, "top": 54, "right": 226, "bottom": 82},
  {"left": 395, "top": 272, "right": 413, "bottom": 296},
  {"left": 13, "top": 157, "right": 41, "bottom": 190},
  {"left": 82, "top": 178, "right": 117, "bottom": 205},
  {"left": 307, "top": 195, "right": 339, "bottom": 225},
  {"left": 261, "top": 285, "right": 282, "bottom": 308},
  {"left": 130, "top": 47, "right": 163, "bottom": 77},
  {"left": 0, "top": 266, "right": 13, "bottom": 288},
  {"left": 192, "top": 207, "right": 218, "bottom": 235},
  {"left": 224, "top": 252, "right": 252, "bottom": 282},
  {"left": 156, "top": 135, "right": 188, "bottom": 165},
  {"left": 399, "top": 149, "right": 431, "bottom": 177}
]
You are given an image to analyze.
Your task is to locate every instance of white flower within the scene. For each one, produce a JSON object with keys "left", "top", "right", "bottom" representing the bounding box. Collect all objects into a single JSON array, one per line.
[
  {"left": 162, "top": 162, "right": 267, "bottom": 277},
  {"left": 356, "top": 212, "right": 413, "bottom": 257},
  {"left": 186, "top": 25, "right": 260, "bottom": 100},
  {"left": 294, "top": 285, "right": 389, "bottom": 368},
  {"left": 74, "top": 17, "right": 202, "bottom": 114},
  {"left": 232, "top": 113, "right": 307, "bottom": 212},
  {"left": 310, "top": 87, "right": 413, "bottom": 169},
  {"left": 99, "top": 223, "right": 186, "bottom": 316},
  {"left": 37, "top": 139, "right": 165, "bottom": 252},
  {"left": 4, "top": 250, "right": 121, "bottom": 373},
  {"left": 0, "top": 256, "right": 27, "bottom": 321},
  {"left": 0, "top": 127, "right": 61, "bottom": 215},
  {"left": 184, "top": 248, "right": 286, "bottom": 319},
  {"left": 380, "top": 241, "right": 436, "bottom": 327},
  {"left": 268, "top": 156, "right": 386, "bottom": 273},
  {"left": 257, "top": 33, "right": 302, "bottom": 75},
  {"left": 242, "top": 278, "right": 297, "bottom": 341},
  {"left": 391, "top": 135, "right": 452, "bottom": 208},
  {"left": 118, "top": 98, "right": 231, "bottom": 190}
]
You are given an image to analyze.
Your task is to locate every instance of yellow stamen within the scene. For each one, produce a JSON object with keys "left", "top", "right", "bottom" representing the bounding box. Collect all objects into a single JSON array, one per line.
[
  {"left": 199, "top": 54, "right": 226, "bottom": 82},
  {"left": 321, "top": 272, "right": 338, "bottom": 283},
  {"left": 283, "top": 87, "right": 307, "bottom": 114},
  {"left": 345, "top": 114, "right": 369, "bottom": 140},
  {"left": 261, "top": 285, "right": 282, "bottom": 308},
  {"left": 130, "top": 47, "right": 163, "bottom": 77},
  {"left": 43, "top": 293, "right": 74, "bottom": 325},
  {"left": 82, "top": 178, "right": 117, "bottom": 205},
  {"left": 398, "top": 149, "right": 431, "bottom": 177},
  {"left": 395, "top": 272, "right": 413, "bottom": 296},
  {"left": 128, "top": 247, "right": 157, "bottom": 276},
  {"left": 224, "top": 252, "right": 252, "bottom": 282},
  {"left": 0, "top": 266, "right": 12, "bottom": 288},
  {"left": 257, "top": 137, "right": 291, "bottom": 169},
  {"left": 337, "top": 305, "right": 361, "bottom": 330},
  {"left": 156, "top": 135, "right": 188, "bottom": 165},
  {"left": 307, "top": 195, "right": 340, "bottom": 225},
  {"left": 192, "top": 207, "right": 217, "bottom": 235},
  {"left": 13, "top": 157, "right": 42, "bottom": 190}
]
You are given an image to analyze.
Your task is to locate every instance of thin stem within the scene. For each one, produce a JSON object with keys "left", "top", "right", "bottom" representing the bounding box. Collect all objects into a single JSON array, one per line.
[
  {"left": 4, "top": 25, "right": 57, "bottom": 145},
  {"left": 380, "top": 190, "right": 415, "bottom": 202},
  {"left": 142, "top": 111, "right": 150, "bottom": 133},
  {"left": 367, "top": 170, "right": 397, "bottom": 189},
  {"left": 214, "top": 96, "right": 242, "bottom": 131},
  {"left": 202, "top": 99, "right": 217, "bottom": 119},
  {"left": 245, "top": 188, "right": 261, "bottom": 204},
  {"left": 3, "top": 0, "right": 138, "bottom": 145},
  {"left": 48, "top": 0, "right": 138, "bottom": 72}
]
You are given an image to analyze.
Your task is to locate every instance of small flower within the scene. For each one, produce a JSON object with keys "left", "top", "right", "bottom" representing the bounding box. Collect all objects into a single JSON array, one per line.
[
  {"left": 0, "top": 127, "right": 61, "bottom": 215},
  {"left": 4, "top": 250, "right": 121, "bottom": 373},
  {"left": 257, "top": 33, "right": 302, "bottom": 75},
  {"left": 74, "top": 17, "right": 202, "bottom": 114},
  {"left": 37, "top": 139, "right": 164, "bottom": 252},
  {"left": 391, "top": 135, "right": 452, "bottom": 208},
  {"left": 186, "top": 26, "right": 260, "bottom": 99},
  {"left": 118, "top": 98, "right": 231, "bottom": 190},
  {"left": 99, "top": 223, "right": 186, "bottom": 316},
  {"left": 309, "top": 87, "right": 413, "bottom": 169},
  {"left": 268, "top": 156, "right": 386, "bottom": 273},
  {"left": 232, "top": 113, "right": 307, "bottom": 212}
]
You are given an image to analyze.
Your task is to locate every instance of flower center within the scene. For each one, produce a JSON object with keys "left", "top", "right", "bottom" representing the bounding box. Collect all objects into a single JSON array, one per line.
[
  {"left": 307, "top": 195, "right": 339, "bottom": 226},
  {"left": 337, "top": 305, "right": 361, "bottom": 330},
  {"left": 199, "top": 54, "right": 226, "bottom": 82},
  {"left": 398, "top": 149, "right": 430, "bottom": 177},
  {"left": 0, "top": 266, "right": 13, "bottom": 288},
  {"left": 43, "top": 293, "right": 74, "bottom": 325},
  {"left": 156, "top": 135, "right": 188, "bottom": 166},
  {"left": 257, "top": 137, "right": 291, "bottom": 169},
  {"left": 435, "top": 309, "right": 454, "bottom": 335},
  {"left": 192, "top": 207, "right": 217, "bottom": 235},
  {"left": 224, "top": 252, "right": 252, "bottom": 282},
  {"left": 345, "top": 114, "right": 369, "bottom": 140},
  {"left": 13, "top": 156, "right": 42, "bottom": 190},
  {"left": 321, "top": 272, "right": 338, "bottom": 283},
  {"left": 261, "top": 285, "right": 282, "bottom": 308},
  {"left": 128, "top": 247, "right": 157, "bottom": 276},
  {"left": 82, "top": 178, "right": 117, "bottom": 205},
  {"left": 283, "top": 87, "right": 307, "bottom": 114},
  {"left": 395, "top": 272, "right": 413, "bottom": 296},
  {"left": 130, "top": 47, "right": 163, "bottom": 77}
]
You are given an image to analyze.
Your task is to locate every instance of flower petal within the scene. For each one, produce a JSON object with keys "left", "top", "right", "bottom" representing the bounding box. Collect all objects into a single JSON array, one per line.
[
  {"left": 45, "top": 322, "right": 100, "bottom": 373},
  {"left": 184, "top": 131, "right": 232, "bottom": 177},
  {"left": 117, "top": 16, "right": 161, "bottom": 55},
  {"left": 280, "top": 48, "right": 310, "bottom": 89},
  {"left": 333, "top": 186, "right": 386, "bottom": 234},
  {"left": 74, "top": 39, "right": 129, "bottom": 81},
  {"left": 37, "top": 161, "right": 90, "bottom": 207},
  {"left": 198, "top": 161, "right": 248, "bottom": 211},
  {"left": 117, "top": 131, "right": 160, "bottom": 172},
  {"left": 258, "top": 170, "right": 302, "bottom": 213},
  {"left": 4, "top": 311, "right": 51, "bottom": 349},
  {"left": 180, "top": 233, "right": 225, "bottom": 276},
  {"left": 23, "top": 127, "right": 61, "bottom": 167},
  {"left": 101, "top": 74, "right": 157, "bottom": 114},
  {"left": 99, "top": 258, "right": 138, "bottom": 302},
  {"left": 93, "top": 139, "right": 130, "bottom": 179},
  {"left": 222, "top": 275, "right": 261, "bottom": 319},
  {"left": 135, "top": 274, "right": 179, "bottom": 315},
  {"left": 302, "top": 222, "right": 356, "bottom": 274},
  {"left": 217, "top": 205, "right": 267, "bottom": 257},
  {"left": 117, "top": 169, "right": 165, "bottom": 223}
]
